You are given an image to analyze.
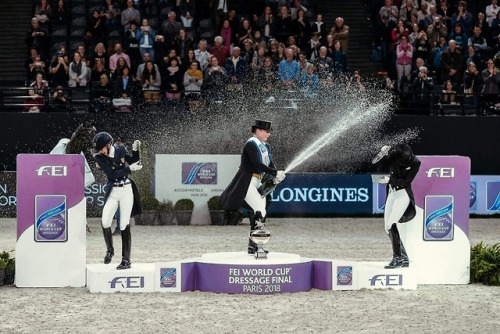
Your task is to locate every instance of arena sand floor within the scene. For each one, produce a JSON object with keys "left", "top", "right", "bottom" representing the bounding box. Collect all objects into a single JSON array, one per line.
[{"left": 1, "top": 217, "right": 499, "bottom": 333}]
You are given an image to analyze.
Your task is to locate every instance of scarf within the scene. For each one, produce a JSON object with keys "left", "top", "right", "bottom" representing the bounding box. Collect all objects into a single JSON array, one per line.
[
  {"left": 71, "top": 61, "right": 82, "bottom": 76},
  {"left": 168, "top": 66, "right": 179, "bottom": 74},
  {"left": 187, "top": 69, "right": 203, "bottom": 80}
]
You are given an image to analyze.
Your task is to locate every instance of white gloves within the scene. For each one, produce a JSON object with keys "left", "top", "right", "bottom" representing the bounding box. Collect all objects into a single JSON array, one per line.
[
  {"left": 132, "top": 140, "right": 141, "bottom": 151},
  {"left": 129, "top": 161, "right": 143, "bottom": 171},
  {"left": 274, "top": 170, "right": 286, "bottom": 184},
  {"left": 378, "top": 176, "right": 390, "bottom": 184}
]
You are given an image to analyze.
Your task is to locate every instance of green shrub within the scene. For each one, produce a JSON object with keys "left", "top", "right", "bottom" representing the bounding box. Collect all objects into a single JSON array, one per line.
[
  {"left": 470, "top": 242, "right": 500, "bottom": 285},
  {"left": 0, "top": 250, "right": 14, "bottom": 269},
  {"left": 175, "top": 199, "right": 194, "bottom": 211},
  {"left": 158, "top": 200, "right": 174, "bottom": 213},
  {"left": 141, "top": 193, "right": 161, "bottom": 211},
  {"left": 207, "top": 196, "right": 224, "bottom": 210}
]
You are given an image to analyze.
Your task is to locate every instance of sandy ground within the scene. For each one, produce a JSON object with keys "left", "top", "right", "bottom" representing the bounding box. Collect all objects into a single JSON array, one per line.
[{"left": 1, "top": 217, "right": 500, "bottom": 334}]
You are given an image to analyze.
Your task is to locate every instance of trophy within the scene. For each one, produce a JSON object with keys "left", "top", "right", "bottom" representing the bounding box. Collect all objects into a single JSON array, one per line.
[{"left": 250, "top": 228, "right": 271, "bottom": 259}]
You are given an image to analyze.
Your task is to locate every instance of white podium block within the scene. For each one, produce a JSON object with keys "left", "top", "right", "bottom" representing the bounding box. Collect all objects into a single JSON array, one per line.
[
  {"left": 86, "top": 263, "right": 155, "bottom": 293},
  {"left": 357, "top": 262, "right": 417, "bottom": 290}
]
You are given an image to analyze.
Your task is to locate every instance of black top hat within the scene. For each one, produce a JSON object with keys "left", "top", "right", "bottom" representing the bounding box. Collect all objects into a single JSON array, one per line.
[{"left": 252, "top": 119, "right": 272, "bottom": 132}]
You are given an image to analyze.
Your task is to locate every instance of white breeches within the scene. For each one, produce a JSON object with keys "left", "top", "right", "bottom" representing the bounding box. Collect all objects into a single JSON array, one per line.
[
  {"left": 384, "top": 187, "right": 410, "bottom": 233},
  {"left": 244, "top": 176, "right": 267, "bottom": 217},
  {"left": 102, "top": 184, "right": 134, "bottom": 230}
]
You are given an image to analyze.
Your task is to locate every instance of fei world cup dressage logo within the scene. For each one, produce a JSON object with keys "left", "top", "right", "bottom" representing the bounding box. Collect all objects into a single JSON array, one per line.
[
  {"left": 34, "top": 194, "right": 67, "bottom": 242},
  {"left": 424, "top": 195, "right": 454, "bottom": 241},
  {"left": 182, "top": 163, "right": 217, "bottom": 185},
  {"left": 486, "top": 181, "right": 500, "bottom": 211}
]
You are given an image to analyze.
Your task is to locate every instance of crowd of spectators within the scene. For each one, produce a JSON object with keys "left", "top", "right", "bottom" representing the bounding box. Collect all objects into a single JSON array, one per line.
[
  {"left": 22, "top": 0, "right": 362, "bottom": 112},
  {"left": 368, "top": 0, "right": 500, "bottom": 114}
]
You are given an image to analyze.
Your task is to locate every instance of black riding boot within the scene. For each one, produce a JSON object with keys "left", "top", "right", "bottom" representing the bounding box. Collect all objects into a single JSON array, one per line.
[
  {"left": 117, "top": 225, "right": 131, "bottom": 270},
  {"left": 102, "top": 226, "right": 114, "bottom": 264},
  {"left": 399, "top": 234, "right": 410, "bottom": 267},
  {"left": 384, "top": 224, "right": 402, "bottom": 269},
  {"left": 247, "top": 213, "right": 258, "bottom": 254}
]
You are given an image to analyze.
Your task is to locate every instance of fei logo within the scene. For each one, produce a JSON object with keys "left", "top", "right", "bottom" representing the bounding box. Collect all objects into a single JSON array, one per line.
[
  {"left": 486, "top": 181, "right": 500, "bottom": 211},
  {"left": 369, "top": 274, "right": 403, "bottom": 287},
  {"left": 109, "top": 276, "right": 145, "bottom": 289},
  {"left": 426, "top": 167, "right": 455, "bottom": 178},
  {"left": 36, "top": 165, "right": 68, "bottom": 177}
]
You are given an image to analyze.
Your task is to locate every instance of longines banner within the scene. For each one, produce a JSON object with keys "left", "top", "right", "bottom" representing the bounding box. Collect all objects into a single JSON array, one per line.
[{"left": 268, "top": 174, "right": 373, "bottom": 215}]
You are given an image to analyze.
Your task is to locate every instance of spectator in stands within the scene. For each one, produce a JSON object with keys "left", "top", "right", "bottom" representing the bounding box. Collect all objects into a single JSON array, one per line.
[
  {"left": 305, "top": 31, "right": 321, "bottom": 60},
  {"left": 183, "top": 61, "right": 203, "bottom": 100},
  {"left": 392, "top": 19, "right": 410, "bottom": 46},
  {"left": 90, "top": 43, "right": 110, "bottom": 70},
  {"left": 331, "top": 41, "right": 348, "bottom": 74},
  {"left": 290, "top": 0, "right": 308, "bottom": 20},
  {"left": 413, "top": 31, "right": 431, "bottom": 65},
  {"left": 449, "top": 23, "right": 468, "bottom": 54},
  {"left": 427, "top": 5, "right": 442, "bottom": 22},
  {"left": 250, "top": 45, "right": 267, "bottom": 81},
  {"left": 49, "top": 50, "right": 69, "bottom": 87},
  {"left": 220, "top": 19, "right": 233, "bottom": 48},
  {"left": 468, "top": 25, "right": 490, "bottom": 59},
  {"left": 90, "top": 73, "right": 114, "bottom": 112},
  {"left": 136, "top": 53, "right": 160, "bottom": 81},
  {"left": 410, "top": 57, "right": 426, "bottom": 82},
  {"left": 417, "top": 2, "right": 431, "bottom": 29},
  {"left": 481, "top": 58, "right": 500, "bottom": 109},
  {"left": 408, "top": 23, "right": 421, "bottom": 45},
  {"left": 86, "top": 10, "right": 107, "bottom": 55},
  {"left": 314, "top": 46, "right": 334, "bottom": 81},
  {"left": 162, "top": 57, "right": 183, "bottom": 101},
  {"left": 258, "top": 55, "right": 277, "bottom": 95},
  {"left": 68, "top": 52, "right": 89, "bottom": 87},
  {"left": 486, "top": 0, "right": 499, "bottom": 27},
  {"left": 331, "top": 17, "right": 350, "bottom": 53},
  {"left": 311, "top": 14, "right": 327, "bottom": 41},
  {"left": 224, "top": 46, "right": 248, "bottom": 88},
  {"left": 34, "top": 0, "right": 52, "bottom": 29},
  {"left": 210, "top": 36, "right": 231, "bottom": 67},
  {"left": 50, "top": 86, "right": 72, "bottom": 112},
  {"left": 411, "top": 65, "right": 434, "bottom": 104},
  {"left": 141, "top": 60, "right": 161, "bottom": 91},
  {"left": 400, "top": 0, "right": 418, "bottom": 23},
  {"left": 179, "top": 0, "right": 196, "bottom": 29},
  {"left": 25, "top": 72, "right": 48, "bottom": 112},
  {"left": 437, "top": 0, "right": 453, "bottom": 31},
  {"left": 275, "top": 5, "right": 293, "bottom": 44},
  {"left": 160, "top": 11, "right": 182, "bottom": 47},
  {"left": 238, "top": 19, "right": 254, "bottom": 47},
  {"left": 194, "top": 39, "right": 211, "bottom": 72},
  {"left": 174, "top": 28, "right": 195, "bottom": 62},
  {"left": 109, "top": 43, "right": 131, "bottom": 76},
  {"left": 183, "top": 49, "right": 199, "bottom": 72},
  {"left": 430, "top": 35, "right": 447, "bottom": 81},
  {"left": 53, "top": 0, "right": 70, "bottom": 25},
  {"left": 464, "top": 45, "right": 484, "bottom": 72},
  {"left": 347, "top": 70, "right": 367, "bottom": 93},
  {"left": 124, "top": 21, "right": 141, "bottom": 74},
  {"left": 29, "top": 53, "right": 47, "bottom": 81},
  {"left": 293, "top": 9, "right": 311, "bottom": 52},
  {"left": 137, "top": 18, "right": 156, "bottom": 60},
  {"left": 76, "top": 45, "right": 91, "bottom": 69},
  {"left": 278, "top": 47, "right": 300, "bottom": 90},
  {"left": 451, "top": 1, "right": 472, "bottom": 34},
  {"left": 214, "top": 0, "right": 229, "bottom": 33},
  {"left": 258, "top": 5, "right": 275, "bottom": 45},
  {"left": 474, "top": 12, "right": 491, "bottom": 44},
  {"left": 25, "top": 47, "right": 40, "bottom": 80},
  {"left": 426, "top": 16, "right": 448, "bottom": 47},
  {"left": 153, "top": 34, "right": 168, "bottom": 66},
  {"left": 323, "top": 33, "right": 336, "bottom": 54},
  {"left": 492, "top": 12, "right": 500, "bottom": 45},
  {"left": 297, "top": 50, "right": 310, "bottom": 77},
  {"left": 380, "top": 0, "right": 400, "bottom": 23},
  {"left": 101, "top": 0, "right": 121, "bottom": 27},
  {"left": 112, "top": 57, "right": 128, "bottom": 80},
  {"left": 396, "top": 35, "right": 413, "bottom": 91},
  {"left": 113, "top": 66, "right": 135, "bottom": 98},
  {"left": 440, "top": 79, "right": 457, "bottom": 104},
  {"left": 240, "top": 39, "right": 255, "bottom": 72},
  {"left": 121, "top": 0, "right": 141, "bottom": 32},
  {"left": 441, "top": 39, "right": 464, "bottom": 85},
  {"left": 463, "top": 62, "right": 482, "bottom": 105},
  {"left": 202, "top": 55, "right": 227, "bottom": 102},
  {"left": 377, "top": 14, "right": 397, "bottom": 71},
  {"left": 300, "top": 63, "right": 320, "bottom": 98},
  {"left": 91, "top": 59, "right": 109, "bottom": 82},
  {"left": 25, "top": 17, "right": 49, "bottom": 60}
]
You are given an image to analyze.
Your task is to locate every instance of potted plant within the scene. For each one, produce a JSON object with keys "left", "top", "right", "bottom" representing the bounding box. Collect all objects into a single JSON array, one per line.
[
  {"left": 157, "top": 200, "right": 175, "bottom": 225},
  {"left": 225, "top": 209, "right": 243, "bottom": 226},
  {"left": 207, "top": 196, "right": 226, "bottom": 226},
  {"left": 174, "top": 198, "right": 194, "bottom": 226},
  {"left": 135, "top": 193, "right": 161, "bottom": 225},
  {"left": 0, "top": 250, "right": 15, "bottom": 286}
]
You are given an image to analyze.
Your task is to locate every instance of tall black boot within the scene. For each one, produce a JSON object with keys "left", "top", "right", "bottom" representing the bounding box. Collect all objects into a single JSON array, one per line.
[
  {"left": 117, "top": 225, "right": 131, "bottom": 270},
  {"left": 247, "top": 212, "right": 258, "bottom": 254},
  {"left": 102, "top": 226, "right": 114, "bottom": 264},
  {"left": 384, "top": 224, "right": 402, "bottom": 269},
  {"left": 399, "top": 230, "right": 410, "bottom": 267}
]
